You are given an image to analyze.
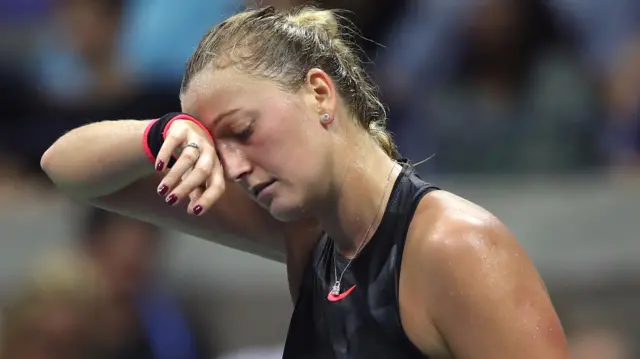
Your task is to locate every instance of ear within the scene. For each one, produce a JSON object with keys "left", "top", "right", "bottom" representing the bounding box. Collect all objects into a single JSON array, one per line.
[{"left": 304, "top": 68, "right": 337, "bottom": 123}]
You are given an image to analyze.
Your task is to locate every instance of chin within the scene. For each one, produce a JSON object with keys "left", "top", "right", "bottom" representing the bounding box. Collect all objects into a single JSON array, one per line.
[{"left": 267, "top": 197, "right": 310, "bottom": 222}]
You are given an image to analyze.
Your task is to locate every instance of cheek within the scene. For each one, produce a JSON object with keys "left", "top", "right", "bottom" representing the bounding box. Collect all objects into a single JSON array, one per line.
[
  {"left": 250, "top": 100, "right": 327, "bottom": 179},
  {"left": 252, "top": 132, "right": 308, "bottom": 176},
  {"left": 257, "top": 109, "right": 317, "bottom": 159}
]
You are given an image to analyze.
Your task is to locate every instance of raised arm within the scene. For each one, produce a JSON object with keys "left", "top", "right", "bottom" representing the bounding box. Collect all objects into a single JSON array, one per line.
[{"left": 41, "top": 118, "right": 296, "bottom": 262}]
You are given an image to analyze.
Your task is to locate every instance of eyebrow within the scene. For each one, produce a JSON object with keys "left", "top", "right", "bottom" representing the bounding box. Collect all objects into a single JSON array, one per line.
[{"left": 212, "top": 108, "right": 241, "bottom": 126}]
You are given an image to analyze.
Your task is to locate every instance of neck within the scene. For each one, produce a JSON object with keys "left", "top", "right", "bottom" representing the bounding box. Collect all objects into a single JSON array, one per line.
[{"left": 316, "top": 135, "right": 400, "bottom": 258}]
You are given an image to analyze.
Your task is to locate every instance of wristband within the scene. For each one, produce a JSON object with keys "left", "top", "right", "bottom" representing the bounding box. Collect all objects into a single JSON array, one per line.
[{"left": 143, "top": 112, "right": 213, "bottom": 167}]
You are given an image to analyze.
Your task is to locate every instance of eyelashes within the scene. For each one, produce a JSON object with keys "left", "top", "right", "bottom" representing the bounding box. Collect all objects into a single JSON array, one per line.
[
  {"left": 234, "top": 122, "right": 254, "bottom": 141},
  {"left": 215, "top": 114, "right": 257, "bottom": 142}
]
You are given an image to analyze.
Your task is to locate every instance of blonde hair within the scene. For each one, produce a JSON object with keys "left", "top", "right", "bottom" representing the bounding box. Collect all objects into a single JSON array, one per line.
[
  {"left": 182, "top": 6, "right": 399, "bottom": 159},
  {"left": 1, "top": 252, "right": 102, "bottom": 358}
]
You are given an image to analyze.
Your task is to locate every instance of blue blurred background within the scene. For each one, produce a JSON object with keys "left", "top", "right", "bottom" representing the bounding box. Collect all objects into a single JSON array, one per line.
[{"left": 0, "top": 0, "right": 638, "bottom": 358}]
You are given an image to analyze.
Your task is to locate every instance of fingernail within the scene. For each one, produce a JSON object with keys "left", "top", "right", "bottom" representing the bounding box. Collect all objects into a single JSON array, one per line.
[
  {"left": 156, "top": 161, "right": 164, "bottom": 172},
  {"left": 193, "top": 205, "right": 203, "bottom": 216},
  {"left": 157, "top": 184, "right": 168, "bottom": 196},
  {"left": 166, "top": 194, "right": 178, "bottom": 205}
]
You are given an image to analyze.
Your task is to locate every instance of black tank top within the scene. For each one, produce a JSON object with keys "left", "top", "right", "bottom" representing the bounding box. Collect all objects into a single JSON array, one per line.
[{"left": 283, "top": 165, "right": 439, "bottom": 359}]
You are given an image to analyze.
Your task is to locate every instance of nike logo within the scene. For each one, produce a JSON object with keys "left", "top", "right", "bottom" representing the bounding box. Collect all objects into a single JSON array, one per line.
[{"left": 327, "top": 285, "right": 356, "bottom": 302}]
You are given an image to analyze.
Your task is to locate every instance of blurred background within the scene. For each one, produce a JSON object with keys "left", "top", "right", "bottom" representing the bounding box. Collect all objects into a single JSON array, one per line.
[{"left": 0, "top": 0, "right": 638, "bottom": 358}]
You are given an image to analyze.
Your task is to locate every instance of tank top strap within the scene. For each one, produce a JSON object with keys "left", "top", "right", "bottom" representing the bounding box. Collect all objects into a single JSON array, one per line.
[{"left": 390, "top": 165, "right": 440, "bottom": 277}]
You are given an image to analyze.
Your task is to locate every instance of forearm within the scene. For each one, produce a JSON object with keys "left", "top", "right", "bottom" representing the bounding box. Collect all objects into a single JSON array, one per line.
[{"left": 41, "top": 119, "right": 156, "bottom": 199}]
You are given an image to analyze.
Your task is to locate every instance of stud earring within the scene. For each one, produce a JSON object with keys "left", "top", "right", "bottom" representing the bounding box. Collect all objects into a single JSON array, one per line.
[{"left": 321, "top": 113, "right": 330, "bottom": 122}]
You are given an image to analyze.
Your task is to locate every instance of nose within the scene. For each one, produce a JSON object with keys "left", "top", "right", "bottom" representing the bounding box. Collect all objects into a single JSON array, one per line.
[{"left": 216, "top": 143, "right": 252, "bottom": 182}]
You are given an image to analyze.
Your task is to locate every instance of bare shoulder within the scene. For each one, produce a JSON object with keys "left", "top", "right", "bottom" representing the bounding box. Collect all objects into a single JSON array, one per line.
[
  {"left": 402, "top": 190, "right": 569, "bottom": 358},
  {"left": 408, "top": 189, "right": 540, "bottom": 295},
  {"left": 411, "top": 189, "right": 518, "bottom": 256}
]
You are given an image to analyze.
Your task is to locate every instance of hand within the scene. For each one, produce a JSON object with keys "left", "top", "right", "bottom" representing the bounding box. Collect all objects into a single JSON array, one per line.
[{"left": 155, "top": 120, "right": 225, "bottom": 216}]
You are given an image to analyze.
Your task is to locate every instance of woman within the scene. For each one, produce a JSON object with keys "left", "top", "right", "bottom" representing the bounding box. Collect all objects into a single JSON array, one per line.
[{"left": 41, "top": 6, "right": 569, "bottom": 358}]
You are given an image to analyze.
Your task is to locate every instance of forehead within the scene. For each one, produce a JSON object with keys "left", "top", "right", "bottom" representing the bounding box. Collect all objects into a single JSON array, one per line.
[{"left": 180, "top": 68, "right": 288, "bottom": 126}]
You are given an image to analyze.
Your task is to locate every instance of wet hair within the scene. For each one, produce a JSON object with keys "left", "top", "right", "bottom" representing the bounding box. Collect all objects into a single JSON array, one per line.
[{"left": 182, "top": 5, "right": 399, "bottom": 159}]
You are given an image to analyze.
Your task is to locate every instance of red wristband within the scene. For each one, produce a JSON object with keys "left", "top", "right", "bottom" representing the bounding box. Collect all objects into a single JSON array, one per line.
[
  {"left": 162, "top": 114, "right": 214, "bottom": 143},
  {"left": 142, "top": 113, "right": 213, "bottom": 166},
  {"left": 143, "top": 119, "right": 160, "bottom": 163}
]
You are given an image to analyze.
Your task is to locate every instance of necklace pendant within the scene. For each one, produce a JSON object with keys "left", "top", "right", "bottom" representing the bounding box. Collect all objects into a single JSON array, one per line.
[{"left": 331, "top": 281, "right": 341, "bottom": 295}]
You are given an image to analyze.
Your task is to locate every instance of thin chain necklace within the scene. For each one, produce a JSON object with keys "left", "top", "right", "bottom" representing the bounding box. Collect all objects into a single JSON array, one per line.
[{"left": 330, "top": 164, "right": 397, "bottom": 296}]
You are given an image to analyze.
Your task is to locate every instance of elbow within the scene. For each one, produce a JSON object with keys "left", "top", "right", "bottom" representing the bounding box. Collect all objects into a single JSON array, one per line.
[
  {"left": 40, "top": 144, "right": 71, "bottom": 186},
  {"left": 40, "top": 142, "right": 139, "bottom": 201},
  {"left": 40, "top": 145, "right": 59, "bottom": 181},
  {"left": 40, "top": 144, "right": 87, "bottom": 198}
]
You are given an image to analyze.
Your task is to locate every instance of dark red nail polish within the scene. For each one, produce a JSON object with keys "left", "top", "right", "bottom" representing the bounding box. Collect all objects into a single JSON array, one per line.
[
  {"left": 156, "top": 161, "right": 164, "bottom": 172},
  {"left": 193, "top": 205, "right": 203, "bottom": 215},
  {"left": 166, "top": 194, "right": 178, "bottom": 205},
  {"left": 157, "top": 185, "right": 169, "bottom": 196}
]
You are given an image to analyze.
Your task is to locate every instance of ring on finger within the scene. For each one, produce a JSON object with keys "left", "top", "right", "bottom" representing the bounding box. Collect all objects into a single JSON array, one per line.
[{"left": 181, "top": 142, "right": 200, "bottom": 152}]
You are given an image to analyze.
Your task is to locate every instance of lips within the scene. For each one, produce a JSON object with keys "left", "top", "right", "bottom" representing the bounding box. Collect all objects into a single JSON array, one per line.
[{"left": 251, "top": 179, "right": 276, "bottom": 198}]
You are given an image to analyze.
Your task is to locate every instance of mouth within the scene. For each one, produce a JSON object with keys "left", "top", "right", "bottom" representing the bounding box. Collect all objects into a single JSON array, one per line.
[{"left": 251, "top": 179, "right": 276, "bottom": 198}]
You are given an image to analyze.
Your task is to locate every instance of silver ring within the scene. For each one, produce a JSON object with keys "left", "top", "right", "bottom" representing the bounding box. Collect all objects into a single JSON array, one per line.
[{"left": 182, "top": 142, "right": 200, "bottom": 152}]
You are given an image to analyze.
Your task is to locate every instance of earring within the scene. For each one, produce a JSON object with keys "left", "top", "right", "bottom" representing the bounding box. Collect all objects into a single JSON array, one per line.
[{"left": 321, "top": 113, "right": 330, "bottom": 122}]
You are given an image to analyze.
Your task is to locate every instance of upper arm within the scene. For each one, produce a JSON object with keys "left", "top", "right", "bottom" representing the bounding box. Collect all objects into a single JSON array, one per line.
[
  {"left": 422, "top": 216, "right": 569, "bottom": 359},
  {"left": 90, "top": 174, "right": 316, "bottom": 263}
]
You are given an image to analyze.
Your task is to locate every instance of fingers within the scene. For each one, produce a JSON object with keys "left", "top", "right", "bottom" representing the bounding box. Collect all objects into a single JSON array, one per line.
[
  {"left": 154, "top": 120, "right": 225, "bottom": 215},
  {"left": 189, "top": 162, "right": 226, "bottom": 216},
  {"left": 169, "top": 152, "right": 215, "bottom": 204},
  {"left": 187, "top": 186, "right": 205, "bottom": 209},
  {"left": 155, "top": 130, "right": 184, "bottom": 171},
  {"left": 157, "top": 145, "right": 225, "bottom": 216},
  {"left": 156, "top": 146, "right": 201, "bottom": 203},
  {"left": 182, "top": 169, "right": 205, "bottom": 206}
]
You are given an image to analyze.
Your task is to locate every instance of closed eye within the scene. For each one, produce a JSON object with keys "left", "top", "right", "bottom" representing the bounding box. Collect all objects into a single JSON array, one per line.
[{"left": 235, "top": 123, "right": 254, "bottom": 142}]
